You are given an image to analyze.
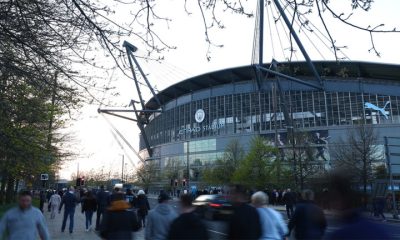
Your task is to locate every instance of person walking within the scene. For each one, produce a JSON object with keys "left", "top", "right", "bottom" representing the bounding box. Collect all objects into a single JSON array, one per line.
[
  {"left": 49, "top": 190, "right": 62, "bottom": 219},
  {"left": 100, "top": 193, "right": 141, "bottom": 239},
  {"left": 376, "top": 196, "right": 387, "bottom": 222},
  {"left": 39, "top": 190, "right": 46, "bottom": 213},
  {"left": 288, "top": 189, "right": 327, "bottom": 240},
  {"left": 0, "top": 191, "right": 50, "bottom": 240},
  {"left": 136, "top": 190, "right": 150, "bottom": 228},
  {"left": 125, "top": 189, "right": 136, "bottom": 207},
  {"left": 95, "top": 185, "right": 110, "bottom": 231},
  {"left": 251, "top": 191, "right": 288, "bottom": 240},
  {"left": 168, "top": 194, "right": 208, "bottom": 240},
  {"left": 146, "top": 192, "right": 178, "bottom": 240},
  {"left": 59, "top": 186, "right": 79, "bottom": 234},
  {"left": 82, "top": 191, "right": 98, "bottom": 231},
  {"left": 46, "top": 190, "right": 53, "bottom": 212},
  {"left": 283, "top": 188, "right": 296, "bottom": 219},
  {"left": 228, "top": 185, "right": 262, "bottom": 240}
]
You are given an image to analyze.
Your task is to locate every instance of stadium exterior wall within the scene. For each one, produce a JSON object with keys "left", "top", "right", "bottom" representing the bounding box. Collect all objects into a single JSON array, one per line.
[{"left": 137, "top": 61, "right": 400, "bottom": 186}]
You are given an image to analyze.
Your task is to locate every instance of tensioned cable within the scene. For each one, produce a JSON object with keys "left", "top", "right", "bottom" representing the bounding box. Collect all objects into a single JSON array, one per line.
[
  {"left": 269, "top": 1, "right": 287, "bottom": 60},
  {"left": 272, "top": 2, "right": 299, "bottom": 61},
  {"left": 251, "top": 0, "right": 260, "bottom": 65},
  {"left": 286, "top": 3, "right": 351, "bottom": 60},
  {"left": 281, "top": 0, "right": 350, "bottom": 61},
  {"left": 265, "top": 2, "right": 276, "bottom": 58},
  {"left": 276, "top": 0, "right": 326, "bottom": 60},
  {"left": 108, "top": 127, "right": 137, "bottom": 168},
  {"left": 101, "top": 114, "right": 145, "bottom": 163}
]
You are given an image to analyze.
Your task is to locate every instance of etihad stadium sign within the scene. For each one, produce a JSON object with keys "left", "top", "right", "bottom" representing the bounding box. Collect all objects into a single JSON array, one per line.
[{"left": 178, "top": 109, "right": 225, "bottom": 135}]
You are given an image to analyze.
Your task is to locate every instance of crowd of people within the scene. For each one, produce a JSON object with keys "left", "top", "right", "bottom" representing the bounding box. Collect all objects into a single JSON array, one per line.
[{"left": 0, "top": 172, "right": 395, "bottom": 240}]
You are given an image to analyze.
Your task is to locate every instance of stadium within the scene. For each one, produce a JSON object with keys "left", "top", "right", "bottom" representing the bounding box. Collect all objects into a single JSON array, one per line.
[{"left": 136, "top": 60, "right": 400, "bottom": 186}]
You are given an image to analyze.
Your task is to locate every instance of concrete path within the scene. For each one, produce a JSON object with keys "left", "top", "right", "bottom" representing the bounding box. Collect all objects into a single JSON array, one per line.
[{"left": 43, "top": 203, "right": 145, "bottom": 240}]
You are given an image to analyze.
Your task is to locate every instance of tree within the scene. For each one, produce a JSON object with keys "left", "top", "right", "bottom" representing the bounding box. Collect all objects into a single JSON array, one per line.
[
  {"left": 287, "top": 131, "right": 327, "bottom": 190},
  {"left": 332, "top": 125, "right": 383, "bottom": 195},
  {"left": 202, "top": 139, "right": 244, "bottom": 186},
  {"left": 233, "top": 136, "right": 278, "bottom": 190},
  {"left": 134, "top": 161, "right": 159, "bottom": 190},
  {"left": 164, "top": 159, "right": 183, "bottom": 186}
]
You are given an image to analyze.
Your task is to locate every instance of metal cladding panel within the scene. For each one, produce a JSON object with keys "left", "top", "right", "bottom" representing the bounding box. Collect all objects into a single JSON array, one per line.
[
  {"left": 211, "top": 84, "right": 234, "bottom": 97},
  {"left": 234, "top": 82, "right": 254, "bottom": 94},
  {"left": 164, "top": 99, "right": 176, "bottom": 111},
  {"left": 176, "top": 94, "right": 191, "bottom": 106},
  {"left": 363, "top": 83, "right": 400, "bottom": 97},
  {"left": 192, "top": 89, "right": 211, "bottom": 101},
  {"left": 325, "top": 80, "right": 360, "bottom": 92}
]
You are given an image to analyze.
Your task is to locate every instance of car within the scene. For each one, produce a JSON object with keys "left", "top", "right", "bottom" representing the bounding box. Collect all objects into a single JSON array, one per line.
[{"left": 193, "top": 194, "right": 234, "bottom": 220}]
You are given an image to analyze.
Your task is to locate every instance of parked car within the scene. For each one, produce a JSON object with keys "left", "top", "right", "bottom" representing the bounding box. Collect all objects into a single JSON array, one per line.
[{"left": 193, "top": 194, "right": 233, "bottom": 220}]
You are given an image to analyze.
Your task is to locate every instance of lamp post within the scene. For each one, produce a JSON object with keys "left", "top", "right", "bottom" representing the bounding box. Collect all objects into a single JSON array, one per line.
[
  {"left": 120, "top": 154, "right": 125, "bottom": 183},
  {"left": 185, "top": 141, "right": 190, "bottom": 191}
]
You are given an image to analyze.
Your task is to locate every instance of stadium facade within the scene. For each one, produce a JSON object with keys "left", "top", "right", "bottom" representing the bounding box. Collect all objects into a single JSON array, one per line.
[{"left": 138, "top": 61, "right": 400, "bottom": 185}]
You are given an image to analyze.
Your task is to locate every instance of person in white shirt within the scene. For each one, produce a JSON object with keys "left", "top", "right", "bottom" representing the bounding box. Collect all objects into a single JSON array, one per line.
[
  {"left": 251, "top": 191, "right": 288, "bottom": 240},
  {"left": 0, "top": 191, "right": 50, "bottom": 240},
  {"left": 49, "top": 191, "right": 62, "bottom": 219}
]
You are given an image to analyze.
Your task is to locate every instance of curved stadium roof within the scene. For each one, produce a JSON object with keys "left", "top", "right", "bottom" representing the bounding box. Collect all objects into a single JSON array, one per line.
[{"left": 145, "top": 61, "right": 400, "bottom": 110}]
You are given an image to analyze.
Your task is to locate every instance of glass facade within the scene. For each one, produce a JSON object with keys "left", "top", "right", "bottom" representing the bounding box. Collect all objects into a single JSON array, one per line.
[{"left": 142, "top": 90, "right": 400, "bottom": 150}]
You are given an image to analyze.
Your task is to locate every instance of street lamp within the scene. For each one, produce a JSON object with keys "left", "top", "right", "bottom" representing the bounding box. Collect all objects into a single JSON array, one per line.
[{"left": 119, "top": 154, "right": 125, "bottom": 183}]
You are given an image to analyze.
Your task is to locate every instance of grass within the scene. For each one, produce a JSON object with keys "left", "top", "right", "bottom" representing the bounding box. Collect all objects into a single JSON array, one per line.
[{"left": 0, "top": 198, "right": 40, "bottom": 219}]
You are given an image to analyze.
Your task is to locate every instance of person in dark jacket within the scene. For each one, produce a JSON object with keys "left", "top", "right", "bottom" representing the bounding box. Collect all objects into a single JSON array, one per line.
[
  {"left": 96, "top": 185, "right": 110, "bottom": 231},
  {"left": 327, "top": 172, "right": 390, "bottom": 240},
  {"left": 59, "top": 187, "right": 79, "bottom": 233},
  {"left": 135, "top": 190, "right": 150, "bottom": 227},
  {"left": 288, "top": 189, "right": 327, "bottom": 240},
  {"left": 100, "top": 193, "right": 141, "bottom": 240},
  {"left": 125, "top": 189, "right": 136, "bottom": 207},
  {"left": 39, "top": 190, "right": 46, "bottom": 213},
  {"left": 82, "top": 191, "right": 97, "bottom": 231},
  {"left": 168, "top": 194, "right": 208, "bottom": 240},
  {"left": 228, "top": 185, "right": 262, "bottom": 240},
  {"left": 283, "top": 188, "right": 296, "bottom": 219},
  {"left": 110, "top": 187, "right": 124, "bottom": 202}
]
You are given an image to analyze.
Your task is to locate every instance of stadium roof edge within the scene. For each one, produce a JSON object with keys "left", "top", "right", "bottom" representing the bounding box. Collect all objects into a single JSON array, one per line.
[{"left": 144, "top": 61, "right": 400, "bottom": 110}]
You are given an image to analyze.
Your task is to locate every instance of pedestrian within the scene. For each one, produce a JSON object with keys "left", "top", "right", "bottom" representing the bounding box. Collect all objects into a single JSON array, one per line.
[
  {"left": 251, "top": 191, "right": 288, "bottom": 240},
  {"left": 288, "top": 189, "right": 327, "bottom": 240},
  {"left": 228, "top": 184, "right": 262, "bottom": 240},
  {"left": 125, "top": 188, "right": 136, "bottom": 207},
  {"left": 39, "top": 190, "right": 46, "bottom": 213},
  {"left": 146, "top": 192, "right": 178, "bottom": 240},
  {"left": 282, "top": 188, "right": 296, "bottom": 219},
  {"left": 110, "top": 187, "right": 124, "bottom": 202},
  {"left": 321, "top": 188, "right": 330, "bottom": 210},
  {"left": 136, "top": 190, "right": 150, "bottom": 228},
  {"left": 0, "top": 190, "right": 50, "bottom": 240},
  {"left": 46, "top": 190, "right": 53, "bottom": 212},
  {"left": 168, "top": 194, "right": 208, "bottom": 240},
  {"left": 49, "top": 190, "right": 62, "bottom": 219},
  {"left": 95, "top": 185, "right": 110, "bottom": 231},
  {"left": 326, "top": 172, "right": 390, "bottom": 239},
  {"left": 376, "top": 196, "right": 387, "bottom": 222},
  {"left": 59, "top": 186, "right": 79, "bottom": 234},
  {"left": 100, "top": 193, "right": 141, "bottom": 239},
  {"left": 82, "top": 191, "right": 98, "bottom": 231}
]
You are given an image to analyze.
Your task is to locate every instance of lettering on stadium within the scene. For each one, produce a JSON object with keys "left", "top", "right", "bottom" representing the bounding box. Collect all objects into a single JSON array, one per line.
[{"left": 178, "top": 123, "right": 225, "bottom": 135}]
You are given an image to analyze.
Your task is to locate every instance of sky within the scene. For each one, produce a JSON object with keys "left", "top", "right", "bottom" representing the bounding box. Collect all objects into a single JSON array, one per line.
[{"left": 59, "top": 0, "right": 400, "bottom": 180}]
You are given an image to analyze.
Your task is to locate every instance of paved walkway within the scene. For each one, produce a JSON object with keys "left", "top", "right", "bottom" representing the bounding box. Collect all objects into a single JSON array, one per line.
[{"left": 43, "top": 203, "right": 145, "bottom": 240}]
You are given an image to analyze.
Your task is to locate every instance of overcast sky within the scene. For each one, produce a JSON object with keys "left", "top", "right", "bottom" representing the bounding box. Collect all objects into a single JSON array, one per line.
[{"left": 60, "top": 0, "right": 400, "bottom": 179}]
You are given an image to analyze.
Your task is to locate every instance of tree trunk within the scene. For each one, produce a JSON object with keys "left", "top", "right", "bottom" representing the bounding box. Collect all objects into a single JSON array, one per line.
[
  {"left": 363, "top": 157, "right": 367, "bottom": 196},
  {"left": 5, "top": 177, "right": 15, "bottom": 204},
  {"left": 0, "top": 174, "right": 7, "bottom": 205}
]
